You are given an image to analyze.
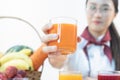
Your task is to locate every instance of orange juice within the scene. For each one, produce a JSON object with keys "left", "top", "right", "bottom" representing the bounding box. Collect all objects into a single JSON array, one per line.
[
  {"left": 48, "top": 23, "right": 77, "bottom": 55},
  {"left": 59, "top": 72, "right": 82, "bottom": 80}
]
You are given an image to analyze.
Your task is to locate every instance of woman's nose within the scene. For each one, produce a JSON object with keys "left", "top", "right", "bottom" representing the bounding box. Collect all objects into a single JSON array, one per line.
[{"left": 94, "top": 9, "right": 102, "bottom": 18}]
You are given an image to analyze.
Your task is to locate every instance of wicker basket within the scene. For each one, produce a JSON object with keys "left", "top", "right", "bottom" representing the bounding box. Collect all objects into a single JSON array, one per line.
[
  {"left": 0, "top": 16, "right": 43, "bottom": 80},
  {"left": 25, "top": 71, "right": 42, "bottom": 80}
]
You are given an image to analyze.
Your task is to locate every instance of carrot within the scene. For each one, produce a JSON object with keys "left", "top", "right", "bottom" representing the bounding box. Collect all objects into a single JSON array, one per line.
[{"left": 30, "top": 44, "right": 48, "bottom": 71}]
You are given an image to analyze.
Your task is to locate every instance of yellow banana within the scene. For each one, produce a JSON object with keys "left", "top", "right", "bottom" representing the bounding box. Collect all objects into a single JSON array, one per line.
[
  {"left": 19, "top": 49, "right": 32, "bottom": 56},
  {"left": 0, "top": 53, "right": 34, "bottom": 70},
  {"left": 0, "top": 51, "right": 4, "bottom": 58},
  {"left": 0, "top": 59, "right": 31, "bottom": 72}
]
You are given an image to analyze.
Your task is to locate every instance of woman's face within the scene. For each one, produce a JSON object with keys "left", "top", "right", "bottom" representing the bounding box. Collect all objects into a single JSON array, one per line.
[{"left": 86, "top": 0, "right": 116, "bottom": 36}]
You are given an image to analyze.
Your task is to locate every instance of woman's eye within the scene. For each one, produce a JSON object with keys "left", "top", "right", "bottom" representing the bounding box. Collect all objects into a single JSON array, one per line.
[
  {"left": 89, "top": 5, "right": 96, "bottom": 10},
  {"left": 102, "top": 7, "right": 109, "bottom": 11}
]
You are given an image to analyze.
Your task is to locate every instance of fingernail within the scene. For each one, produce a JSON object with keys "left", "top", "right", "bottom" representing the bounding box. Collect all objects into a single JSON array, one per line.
[
  {"left": 43, "top": 46, "right": 57, "bottom": 53},
  {"left": 50, "top": 46, "right": 57, "bottom": 51},
  {"left": 51, "top": 34, "right": 58, "bottom": 39}
]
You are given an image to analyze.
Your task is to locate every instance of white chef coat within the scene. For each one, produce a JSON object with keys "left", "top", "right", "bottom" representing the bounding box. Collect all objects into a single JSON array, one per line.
[{"left": 61, "top": 36, "right": 115, "bottom": 78}]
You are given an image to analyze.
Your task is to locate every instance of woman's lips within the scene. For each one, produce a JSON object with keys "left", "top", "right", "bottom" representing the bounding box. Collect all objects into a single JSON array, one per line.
[{"left": 93, "top": 21, "right": 102, "bottom": 25}]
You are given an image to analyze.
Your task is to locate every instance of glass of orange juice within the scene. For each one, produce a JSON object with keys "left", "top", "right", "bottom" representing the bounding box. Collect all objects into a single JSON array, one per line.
[
  {"left": 59, "top": 71, "right": 82, "bottom": 80},
  {"left": 48, "top": 17, "right": 77, "bottom": 55}
]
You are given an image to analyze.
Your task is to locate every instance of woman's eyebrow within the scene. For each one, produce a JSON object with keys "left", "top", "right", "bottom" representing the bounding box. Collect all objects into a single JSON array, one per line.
[
  {"left": 102, "top": 4, "right": 110, "bottom": 7},
  {"left": 89, "top": 2, "right": 110, "bottom": 7},
  {"left": 89, "top": 2, "right": 96, "bottom": 5}
]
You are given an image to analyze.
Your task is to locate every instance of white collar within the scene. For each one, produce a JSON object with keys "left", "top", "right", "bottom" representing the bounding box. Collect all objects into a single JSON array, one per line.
[{"left": 96, "top": 35, "right": 105, "bottom": 42}]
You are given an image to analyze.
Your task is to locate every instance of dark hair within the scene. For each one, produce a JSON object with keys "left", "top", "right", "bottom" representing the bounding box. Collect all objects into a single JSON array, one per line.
[
  {"left": 86, "top": 0, "right": 120, "bottom": 70},
  {"left": 110, "top": 23, "right": 120, "bottom": 70}
]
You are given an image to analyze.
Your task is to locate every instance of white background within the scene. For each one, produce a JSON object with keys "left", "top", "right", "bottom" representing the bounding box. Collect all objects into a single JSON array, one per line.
[{"left": 0, "top": 0, "right": 120, "bottom": 80}]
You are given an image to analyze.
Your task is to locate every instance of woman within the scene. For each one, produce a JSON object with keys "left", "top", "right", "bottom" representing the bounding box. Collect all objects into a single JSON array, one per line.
[{"left": 41, "top": 0, "right": 120, "bottom": 79}]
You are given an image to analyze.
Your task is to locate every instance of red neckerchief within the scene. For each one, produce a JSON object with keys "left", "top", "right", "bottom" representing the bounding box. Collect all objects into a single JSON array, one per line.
[{"left": 81, "top": 27, "right": 112, "bottom": 63}]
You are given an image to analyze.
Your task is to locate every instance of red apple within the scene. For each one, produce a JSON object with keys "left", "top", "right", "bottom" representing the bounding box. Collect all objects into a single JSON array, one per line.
[
  {"left": 5, "top": 66, "right": 18, "bottom": 78},
  {"left": 0, "top": 72, "right": 8, "bottom": 80}
]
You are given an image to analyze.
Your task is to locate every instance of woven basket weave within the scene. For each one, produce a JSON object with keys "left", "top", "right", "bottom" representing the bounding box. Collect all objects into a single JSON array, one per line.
[{"left": 25, "top": 71, "right": 42, "bottom": 80}]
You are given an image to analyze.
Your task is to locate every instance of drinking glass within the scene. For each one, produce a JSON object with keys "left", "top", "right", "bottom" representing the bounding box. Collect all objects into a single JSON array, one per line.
[
  {"left": 59, "top": 71, "right": 82, "bottom": 80},
  {"left": 98, "top": 71, "right": 120, "bottom": 80},
  {"left": 48, "top": 17, "right": 77, "bottom": 55}
]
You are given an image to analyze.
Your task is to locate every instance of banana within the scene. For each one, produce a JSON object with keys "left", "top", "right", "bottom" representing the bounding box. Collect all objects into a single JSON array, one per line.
[
  {"left": 0, "top": 51, "right": 4, "bottom": 58},
  {"left": 18, "top": 49, "right": 33, "bottom": 56},
  {"left": 0, "top": 53, "right": 34, "bottom": 70},
  {"left": 0, "top": 59, "right": 31, "bottom": 72}
]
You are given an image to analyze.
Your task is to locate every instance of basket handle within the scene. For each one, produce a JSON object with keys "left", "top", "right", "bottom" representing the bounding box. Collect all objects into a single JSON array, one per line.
[{"left": 0, "top": 16, "right": 41, "bottom": 41}]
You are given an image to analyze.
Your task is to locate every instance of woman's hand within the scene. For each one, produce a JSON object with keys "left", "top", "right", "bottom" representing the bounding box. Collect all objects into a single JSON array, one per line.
[{"left": 41, "top": 24, "right": 67, "bottom": 68}]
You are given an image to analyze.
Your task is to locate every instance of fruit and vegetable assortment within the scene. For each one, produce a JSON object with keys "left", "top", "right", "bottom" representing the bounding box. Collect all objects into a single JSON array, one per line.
[
  {"left": 0, "top": 44, "right": 48, "bottom": 80},
  {"left": 0, "top": 53, "right": 34, "bottom": 72}
]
